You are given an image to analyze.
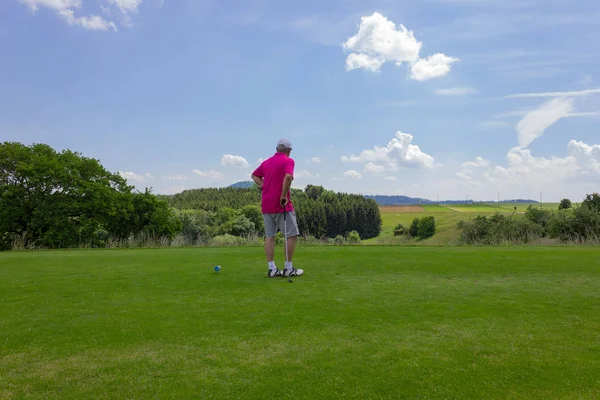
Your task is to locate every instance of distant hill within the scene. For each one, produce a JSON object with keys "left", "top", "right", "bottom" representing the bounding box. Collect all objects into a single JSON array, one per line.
[
  {"left": 365, "top": 195, "right": 434, "bottom": 205},
  {"left": 365, "top": 195, "right": 538, "bottom": 206},
  {"left": 228, "top": 181, "right": 254, "bottom": 189}
]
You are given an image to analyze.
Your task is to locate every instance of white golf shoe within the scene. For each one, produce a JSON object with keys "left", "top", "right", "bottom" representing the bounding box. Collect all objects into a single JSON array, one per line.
[{"left": 283, "top": 268, "right": 303, "bottom": 277}]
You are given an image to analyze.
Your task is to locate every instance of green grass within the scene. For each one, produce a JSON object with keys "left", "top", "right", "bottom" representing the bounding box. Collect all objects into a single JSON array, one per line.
[
  {"left": 422, "top": 204, "right": 455, "bottom": 212},
  {"left": 1, "top": 247, "right": 599, "bottom": 399}
]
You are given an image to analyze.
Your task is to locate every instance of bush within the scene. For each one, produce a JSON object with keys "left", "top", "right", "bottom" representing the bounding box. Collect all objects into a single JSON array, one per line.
[
  {"left": 211, "top": 234, "right": 244, "bottom": 246},
  {"left": 417, "top": 216, "right": 436, "bottom": 239},
  {"left": 334, "top": 234, "right": 345, "bottom": 244},
  {"left": 408, "top": 218, "right": 419, "bottom": 237},
  {"left": 547, "top": 204, "right": 600, "bottom": 242},
  {"left": 458, "top": 213, "right": 542, "bottom": 245},
  {"left": 347, "top": 230, "right": 361, "bottom": 244},
  {"left": 559, "top": 198, "right": 572, "bottom": 210},
  {"left": 393, "top": 223, "right": 407, "bottom": 236},
  {"left": 525, "top": 206, "right": 552, "bottom": 234}
]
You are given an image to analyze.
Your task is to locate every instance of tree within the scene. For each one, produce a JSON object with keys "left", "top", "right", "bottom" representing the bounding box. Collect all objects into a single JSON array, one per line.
[
  {"left": 417, "top": 216, "right": 436, "bottom": 239},
  {"left": 0, "top": 142, "right": 133, "bottom": 249},
  {"left": 582, "top": 193, "right": 600, "bottom": 213},
  {"left": 408, "top": 218, "right": 419, "bottom": 237},
  {"left": 559, "top": 198, "right": 572, "bottom": 210}
]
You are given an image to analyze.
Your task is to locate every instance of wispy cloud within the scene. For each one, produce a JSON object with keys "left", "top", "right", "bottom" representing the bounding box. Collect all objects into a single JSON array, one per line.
[
  {"left": 20, "top": 0, "right": 118, "bottom": 31},
  {"left": 192, "top": 170, "right": 225, "bottom": 180},
  {"left": 434, "top": 87, "right": 478, "bottom": 96},
  {"left": 166, "top": 174, "right": 188, "bottom": 181},
  {"left": 506, "top": 88, "right": 600, "bottom": 98},
  {"left": 516, "top": 97, "right": 574, "bottom": 148}
]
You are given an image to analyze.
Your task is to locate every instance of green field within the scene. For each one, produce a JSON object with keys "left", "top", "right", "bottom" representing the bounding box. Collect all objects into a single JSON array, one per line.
[
  {"left": 1, "top": 247, "right": 599, "bottom": 399},
  {"left": 373, "top": 203, "right": 565, "bottom": 245}
]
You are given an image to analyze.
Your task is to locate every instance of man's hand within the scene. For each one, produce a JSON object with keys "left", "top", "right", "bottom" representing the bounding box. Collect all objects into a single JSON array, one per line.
[{"left": 280, "top": 197, "right": 288, "bottom": 207}]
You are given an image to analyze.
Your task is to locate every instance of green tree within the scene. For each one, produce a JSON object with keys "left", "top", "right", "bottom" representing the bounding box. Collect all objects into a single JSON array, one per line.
[
  {"left": 408, "top": 218, "right": 419, "bottom": 237},
  {"left": 240, "top": 205, "right": 264, "bottom": 235},
  {"left": 558, "top": 198, "right": 572, "bottom": 210},
  {"left": 582, "top": 193, "right": 600, "bottom": 213},
  {"left": 417, "top": 216, "right": 436, "bottom": 239},
  {"left": 0, "top": 142, "right": 132, "bottom": 249}
]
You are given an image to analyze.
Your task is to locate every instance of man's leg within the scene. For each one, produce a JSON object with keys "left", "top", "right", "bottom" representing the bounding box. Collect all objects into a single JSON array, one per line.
[
  {"left": 265, "top": 236, "right": 275, "bottom": 262},
  {"left": 263, "top": 214, "right": 282, "bottom": 277},
  {"left": 282, "top": 211, "right": 303, "bottom": 276}
]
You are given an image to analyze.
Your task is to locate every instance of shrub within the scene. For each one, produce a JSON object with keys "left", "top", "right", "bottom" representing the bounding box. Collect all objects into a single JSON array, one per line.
[
  {"left": 211, "top": 234, "right": 244, "bottom": 246},
  {"left": 393, "top": 223, "right": 407, "bottom": 236},
  {"left": 408, "top": 218, "right": 419, "bottom": 237},
  {"left": 417, "top": 216, "right": 436, "bottom": 239},
  {"left": 347, "top": 230, "right": 361, "bottom": 244},
  {"left": 525, "top": 206, "right": 552, "bottom": 234},
  {"left": 458, "top": 213, "right": 542, "bottom": 245},
  {"left": 334, "top": 234, "right": 345, "bottom": 244}
]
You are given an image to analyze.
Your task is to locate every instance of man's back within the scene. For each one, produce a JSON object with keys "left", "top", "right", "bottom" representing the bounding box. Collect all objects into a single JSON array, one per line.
[{"left": 253, "top": 152, "right": 295, "bottom": 214}]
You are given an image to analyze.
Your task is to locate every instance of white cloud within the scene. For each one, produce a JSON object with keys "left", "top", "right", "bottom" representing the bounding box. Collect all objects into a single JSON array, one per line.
[
  {"left": 483, "top": 147, "right": 581, "bottom": 186},
  {"left": 343, "top": 12, "right": 457, "bottom": 80},
  {"left": 342, "top": 131, "right": 436, "bottom": 170},
  {"left": 166, "top": 174, "right": 188, "bottom": 181},
  {"left": 256, "top": 158, "right": 265, "bottom": 164},
  {"left": 516, "top": 97, "right": 574, "bottom": 148},
  {"left": 59, "top": 9, "right": 118, "bottom": 31},
  {"left": 462, "top": 156, "right": 490, "bottom": 169},
  {"left": 364, "top": 162, "right": 385, "bottom": 174},
  {"left": 345, "top": 53, "right": 385, "bottom": 72},
  {"left": 568, "top": 140, "right": 600, "bottom": 173},
  {"left": 434, "top": 87, "right": 477, "bottom": 96},
  {"left": 343, "top": 170, "right": 363, "bottom": 180},
  {"left": 384, "top": 176, "right": 398, "bottom": 181},
  {"left": 506, "top": 88, "right": 600, "bottom": 98},
  {"left": 119, "top": 171, "right": 152, "bottom": 183},
  {"left": 308, "top": 157, "right": 321, "bottom": 164},
  {"left": 192, "top": 170, "right": 225, "bottom": 180},
  {"left": 20, "top": 0, "right": 81, "bottom": 11},
  {"left": 221, "top": 154, "right": 249, "bottom": 168},
  {"left": 343, "top": 12, "right": 421, "bottom": 71},
  {"left": 410, "top": 54, "right": 460, "bottom": 81},
  {"left": 108, "top": 0, "right": 142, "bottom": 14},
  {"left": 20, "top": 0, "right": 118, "bottom": 31},
  {"left": 295, "top": 170, "right": 316, "bottom": 178}
]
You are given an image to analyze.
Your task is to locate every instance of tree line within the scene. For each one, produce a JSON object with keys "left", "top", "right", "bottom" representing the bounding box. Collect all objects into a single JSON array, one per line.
[
  {"left": 161, "top": 184, "right": 383, "bottom": 241},
  {"left": 1, "top": 142, "right": 382, "bottom": 250}
]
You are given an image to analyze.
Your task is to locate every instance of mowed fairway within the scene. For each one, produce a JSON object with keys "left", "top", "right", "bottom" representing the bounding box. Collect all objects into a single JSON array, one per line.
[{"left": 1, "top": 247, "right": 599, "bottom": 399}]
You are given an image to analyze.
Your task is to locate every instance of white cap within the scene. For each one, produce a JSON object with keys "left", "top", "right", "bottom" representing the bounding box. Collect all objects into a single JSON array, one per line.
[{"left": 276, "top": 138, "right": 292, "bottom": 150}]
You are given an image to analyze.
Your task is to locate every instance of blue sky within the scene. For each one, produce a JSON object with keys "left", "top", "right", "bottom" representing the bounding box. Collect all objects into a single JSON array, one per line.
[{"left": 1, "top": 0, "right": 599, "bottom": 202}]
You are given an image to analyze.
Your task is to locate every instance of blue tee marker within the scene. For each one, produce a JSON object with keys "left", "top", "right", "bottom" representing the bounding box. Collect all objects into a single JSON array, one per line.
[{"left": 214, "top": 265, "right": 221, "bottom": 273}]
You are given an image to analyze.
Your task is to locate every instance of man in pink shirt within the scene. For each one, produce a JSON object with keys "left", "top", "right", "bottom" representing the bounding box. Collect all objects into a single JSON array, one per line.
[{"left": 251, "top": 139, "right": 304, "bottom": 278}]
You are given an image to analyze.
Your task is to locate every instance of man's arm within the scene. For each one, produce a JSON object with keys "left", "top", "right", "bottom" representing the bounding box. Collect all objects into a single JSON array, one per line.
[
  {"left": 280, "top": 173, "right": 293, "bottom": 204},
  {"left": 251, "top": 174, "right": 264, "bottom": 188}
]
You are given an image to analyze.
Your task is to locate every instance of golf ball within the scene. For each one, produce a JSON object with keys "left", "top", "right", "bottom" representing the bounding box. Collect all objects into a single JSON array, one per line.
[{"left": 214, "top": 265, "right": 221, "bottom": 272}]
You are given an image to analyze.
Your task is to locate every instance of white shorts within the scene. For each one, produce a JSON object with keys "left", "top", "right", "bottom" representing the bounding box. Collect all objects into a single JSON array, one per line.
[{"left": 263, "top": 211, "right": 300, "bottom": 238}]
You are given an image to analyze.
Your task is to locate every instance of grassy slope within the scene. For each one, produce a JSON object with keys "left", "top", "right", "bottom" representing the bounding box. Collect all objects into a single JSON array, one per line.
[
  {"left": 370, "top": 203, "right": 564, "bottom": 245},
  {"left": 1, "top": 247, "right": 599, "bottom": 399}
]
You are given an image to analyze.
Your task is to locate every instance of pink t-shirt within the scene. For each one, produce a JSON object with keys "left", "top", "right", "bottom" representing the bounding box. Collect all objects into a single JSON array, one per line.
[{"left": 252, "top": 152, "right": 295, "bottom": 213}]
